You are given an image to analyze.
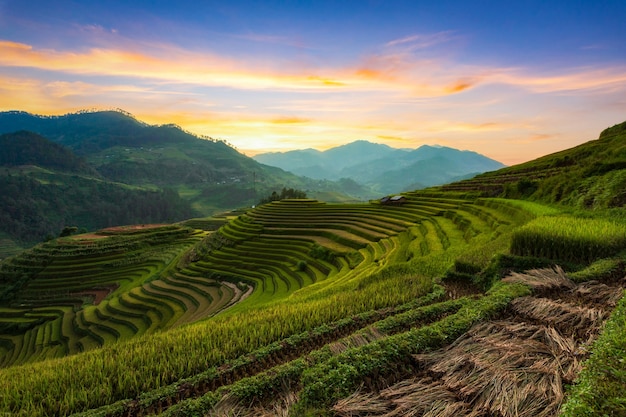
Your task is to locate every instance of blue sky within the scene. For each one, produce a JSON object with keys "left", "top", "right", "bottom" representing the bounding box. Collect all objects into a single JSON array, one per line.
[{"left": 1, "top": 0, "right": 625, "bottom": 163}]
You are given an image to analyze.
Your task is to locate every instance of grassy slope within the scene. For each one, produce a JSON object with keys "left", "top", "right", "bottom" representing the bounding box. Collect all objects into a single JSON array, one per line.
[{"left": 443, "top": 120, "right": 626, "bottom": 208}]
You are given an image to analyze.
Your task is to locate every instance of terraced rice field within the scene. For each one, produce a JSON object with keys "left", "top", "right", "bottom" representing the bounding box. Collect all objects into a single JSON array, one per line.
[
  {"left": 0, "top": 225, "right": 236, "bottom": 366},
  {"left": 97, "top": 268, "right": 622, "bottom": 417},
  {"left": 0, "top": 191, "right": 623, "bottom": 417}
]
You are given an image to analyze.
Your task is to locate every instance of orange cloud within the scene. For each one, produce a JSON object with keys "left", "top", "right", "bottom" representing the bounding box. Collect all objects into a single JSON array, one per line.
[
  {"left": 491, "top": 67, "right": 626, "bottom": 93},
  {"left": 445, "top": 79, "right": 475, "bottom": 93},
  {"left": 522, "top": 133, "right": 556, "bottom": 143},
  {"left": 0, "top": 39, "right": 480, "bottom": 97},
  {"left": 424, "top": 121, "right": 512, "bottom": 133}
]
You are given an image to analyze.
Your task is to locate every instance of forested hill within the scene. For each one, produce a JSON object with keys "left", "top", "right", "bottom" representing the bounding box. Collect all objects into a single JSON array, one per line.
[
  {"left": 0, "top": 130, "right": 96, "bottom": 175},
  {"left": 0, "top": 110, "right": 255, "bottom": 184},
  {"left": 0, "top": 110, "right": 213, "bottom": 153}
]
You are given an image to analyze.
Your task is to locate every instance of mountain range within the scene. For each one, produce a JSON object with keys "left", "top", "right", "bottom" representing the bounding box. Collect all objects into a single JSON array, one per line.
[
  {"left": 253, "top": 140, "right": 505, "bottom": 193},
  {"left": 0, "top": 110, "right": 370, "bottom": 248},
  {"left": 0, "top": 110, "right": 504, "bottom": 252}
]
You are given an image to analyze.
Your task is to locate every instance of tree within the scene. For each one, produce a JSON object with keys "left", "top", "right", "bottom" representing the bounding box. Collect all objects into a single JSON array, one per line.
[
  {"left": 258, "top": 188, "right": 307, "bottom": 205},
  {"left": 59, "top": 226, "right": 78, "bottom": 237}
]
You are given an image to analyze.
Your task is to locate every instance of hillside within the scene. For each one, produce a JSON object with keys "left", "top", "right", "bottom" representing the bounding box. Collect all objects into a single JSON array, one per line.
[
  {"left": 0, "top": 121, "right": 624, "bottom": 417},
  {"left": 0, "top": 131, "right": 96, "bottom": 175},
  {"left": 0, "top": 111, "right": 372, "bottom": 252},
  {"left": 254, "top": 141, "right": 505, "bottom": 194},
  {"left": 0, "top": 131, "right": 194, "bottom": 250},
  {"left": 442, "top": 120, "right": 626, "bottom": 209}
]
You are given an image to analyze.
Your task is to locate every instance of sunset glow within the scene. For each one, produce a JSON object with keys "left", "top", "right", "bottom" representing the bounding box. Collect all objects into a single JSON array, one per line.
[{"left": 1, "top": 1, "right": 625, "bottom": 164}]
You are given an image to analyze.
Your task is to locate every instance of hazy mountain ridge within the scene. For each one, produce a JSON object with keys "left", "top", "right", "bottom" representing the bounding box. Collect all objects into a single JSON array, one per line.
[{"left": 254, "top": 141, "right": 506, "bottom": 193}]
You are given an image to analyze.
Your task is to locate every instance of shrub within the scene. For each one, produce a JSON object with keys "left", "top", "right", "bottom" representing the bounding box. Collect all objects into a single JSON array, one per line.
[{"left": 297, "top": 260, "right": 308, "bottom": 271}]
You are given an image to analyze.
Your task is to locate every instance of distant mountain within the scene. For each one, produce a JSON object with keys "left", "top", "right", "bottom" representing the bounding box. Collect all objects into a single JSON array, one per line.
[
  {"left": 254, "top": 140, "right": 400, "bottom": 180},
  {"left": 254, "top": 141, "right": 505, "bottom": 194}
]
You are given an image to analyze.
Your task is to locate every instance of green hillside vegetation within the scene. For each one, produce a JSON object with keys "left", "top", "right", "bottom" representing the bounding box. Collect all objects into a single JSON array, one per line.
[
  {"left": 443, "top": 120, "right": 626, "bottom": 209},
  {"left": 0, "top": 167, "right": 194, "bottom": 248},
  {"left": 0, "top": 131, "right": 96, "bottom": 175},
  {"left": 0, "top": 122, "right": 624, "bottom": 416},
  {"left": 0, "top": 111, "right": 381, "bottom": 254}
]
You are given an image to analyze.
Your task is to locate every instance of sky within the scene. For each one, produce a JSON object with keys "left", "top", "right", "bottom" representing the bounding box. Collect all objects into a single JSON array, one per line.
[{"left": 1, "top": 1, "right": 625, "bottom": 165}]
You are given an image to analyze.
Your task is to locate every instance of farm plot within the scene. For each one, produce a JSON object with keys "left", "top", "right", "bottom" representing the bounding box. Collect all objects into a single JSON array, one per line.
[
  {"left": 0, "top": 193, "right": 559, "bottom": 416},
  {"left": 154, "top": 269, "right": 620, "bottom": 417},
  {"left": 0, "top": 225, "right": 217, "bottom": 367},
  {"left": 0, "top": 195, "right": 525, "bottom": 371}
]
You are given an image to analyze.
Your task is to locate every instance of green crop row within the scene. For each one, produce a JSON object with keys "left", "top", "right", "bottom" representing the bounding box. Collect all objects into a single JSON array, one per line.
[
  {"left": 71, "top": 286, "right": 448, "bottom": 417},
  {"left": 156, "top": 283, "right": 527, "bottom": 417},
  {"left": 561, "top": 288, "right": 626, "bottom": 417},
  {"left": 510, "top": 216, "right": 626, "bottom": 264},
  {"left": 296, "top": 281, "right": 530, "bottom": 411}
]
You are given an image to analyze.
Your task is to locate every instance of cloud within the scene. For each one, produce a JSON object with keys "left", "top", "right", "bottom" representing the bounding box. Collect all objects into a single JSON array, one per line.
[
  {"left": 423, "top": 121, "right": 515, "bottom": 134},
  {"left": 17, "top": 37, "right": 623, "bottom": 100},
  {"left": 385, "top": 31, "right": 457, "bottom": 49},
  {"left": 233, "top": 33, "right": 308, "bottom": 48},
  {"left": 445, "top": 79, "right": 476, "bottom": 93},
  {"left": 75, "top": 23, "right": 118, "bottom": 36},
  {"left": 491, "top": 67, "right": 626, "bottom": 93},
  {"left": 0, "top": 39, "right": 480, "bottom": 97},
  {"left": 580, "top": 43, "right": 608, "bottom": 51},
  {"left": 524, "top": 133, "right": 556, "bottom": 142},
  {"left": 44, "top": 80, "right": 151, "bottom": 97}
]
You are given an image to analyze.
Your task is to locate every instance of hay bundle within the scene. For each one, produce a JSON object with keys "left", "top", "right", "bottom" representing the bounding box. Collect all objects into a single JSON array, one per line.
[
  {"left": 332, "top": 378, "right": 483, "bottom": 417},
  {"left": 574, "top": 281, "right": 624, "bottom": 307},
  {"left": 380, "top": 378, "right": 483, "bottom": 417},
  {"left": 333, "top": 390, "right": 392, "bottom": 416},
  {"left": 209, "top": 391, "right": 298, "bottom": 417},
  {"left": 502, "top": 266, "right": 575, "bottom": 291},
  {"left": 413, "top": 320, "right": 580, "bottom": 417},
  {"left": 510, "top": 297, "right": 606, "bottom": 338}
]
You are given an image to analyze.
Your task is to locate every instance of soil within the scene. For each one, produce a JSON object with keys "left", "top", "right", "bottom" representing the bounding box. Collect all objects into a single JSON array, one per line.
[{"left": 70, "top": 284, "right": 119, "bottom": 305}]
